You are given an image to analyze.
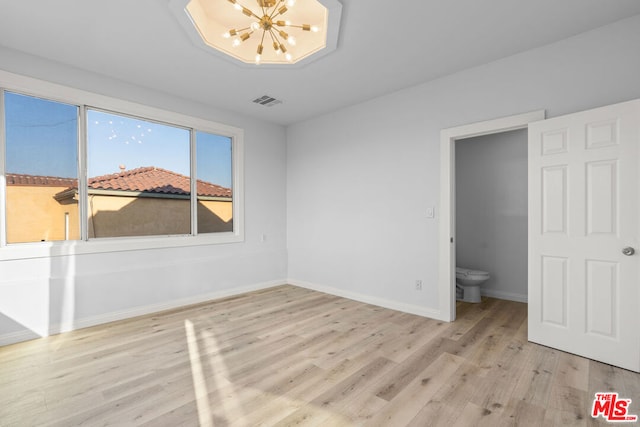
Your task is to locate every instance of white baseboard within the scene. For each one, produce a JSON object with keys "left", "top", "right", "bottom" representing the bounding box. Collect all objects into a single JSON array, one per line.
[
  {"left": 481, "top": 288, "right": 528, "bottom": 303},
  {"left": 289, "top": 278, "right": 447, "bottom": 321},
  {"left": 0, "top": 279, "right": 286, "bottom": 347},
  {"left": 0, "top": 329, "right": 42, "bottom": 347},
  {"left": 1, "top": 279, "right": 453, "bottom": 347}
]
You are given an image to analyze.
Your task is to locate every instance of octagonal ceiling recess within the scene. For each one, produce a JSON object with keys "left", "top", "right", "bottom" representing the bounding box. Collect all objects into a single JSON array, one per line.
[{"left": 170, "top": 0, "right": 342, "bottom": 67}]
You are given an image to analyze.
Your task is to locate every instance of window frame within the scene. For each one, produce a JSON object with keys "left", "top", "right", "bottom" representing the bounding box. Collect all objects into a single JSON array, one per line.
[{"left": 0, "top": 70, "right": 244, "bottom": 261}]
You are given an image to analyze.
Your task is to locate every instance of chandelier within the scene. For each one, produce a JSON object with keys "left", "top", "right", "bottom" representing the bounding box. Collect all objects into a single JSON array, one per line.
[
  {"left": 223, "top": 0, "right": 320, "bottom": 64},
  {"left": 171, "top": 0, "right": 340, "bottom": 65}
]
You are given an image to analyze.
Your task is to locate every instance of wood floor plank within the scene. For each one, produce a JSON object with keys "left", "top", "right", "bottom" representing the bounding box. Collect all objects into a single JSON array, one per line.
[
  {"left": 274, "top": 356, "right": 396, "bottom": 426},
  {"left": 1, "top": 285, "right": 638, "bottom": 426},
  {"left": 452, "top": 401, "right": 512, "bottom": 427},
  {"left": 404, "top": 358, "right": 485, "bottom": 426},
  {"left": 364, "top": 352, "right": 466, "bottom": 426},
  {"left": 502, "top": 398, "right": 547, "bottom": 427},
  {"left": 510, "top": 343, "right": 560, "bottom": 407}
]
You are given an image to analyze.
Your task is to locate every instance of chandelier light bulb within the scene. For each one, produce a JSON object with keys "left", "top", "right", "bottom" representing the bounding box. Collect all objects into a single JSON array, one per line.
[
  {"left": 250, "top": 22, "right": 260, "bottom": 31},
  {"left": 286, "top": 0, "right": 296, "bottom": 6},
  {"left": 232, "top": 38, "right": 241, "bottom": 47},
  {"left": 311, "top": 25, "right": 319, "bottom": 33},
  {"left": 223, "top": 32, "right": 231, "bottom": 39},
  {"left": 287, "top": 36, "right": 296, "bottom": 46},
  {"left": 234, "top": 3, "right": 242, "bottom": 11},
  {"left": 285, "top": 53, "right": 292, "bottom": 62}
]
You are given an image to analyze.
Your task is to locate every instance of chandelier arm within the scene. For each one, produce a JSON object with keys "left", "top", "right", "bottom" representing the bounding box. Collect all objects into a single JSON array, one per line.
[
  {"left": 248, "top": 8, "right": 262, "bottom": 19},
  {"left": 271, "top": 9, "right": 286, "bottom": 19},
  {"left": 270, "top": 28, "right": 288, "bottom": 55},
  {"left": 232, "top": 1, "right": 248, "bottom": 10},
  {"left": 262, "top": 0, "right": 277, "bottom": 16},
  {"left": 268, "top": 28, "right": 281, "bottom": 46},
  {"left": 233, "top": 0, "right": 261, "bottom": 19},
  {"left": 268, "top": 0, "right": 285, "bottom": 19},
  {"left": 267, "top": 28, "right": 277, "bottom": 48}
]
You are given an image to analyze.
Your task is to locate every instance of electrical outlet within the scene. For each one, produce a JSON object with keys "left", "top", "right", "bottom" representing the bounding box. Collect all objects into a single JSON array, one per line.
[{"left": 415, "top": 280, "right": 422, "bottom": 291}]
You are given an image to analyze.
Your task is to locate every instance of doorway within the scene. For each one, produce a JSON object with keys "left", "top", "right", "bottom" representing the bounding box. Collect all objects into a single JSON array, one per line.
[
  {"left": 455, "top": 129, "right": 528, "bottom": 303},
  {"left": 438, "top": 111, "right": 545, "bottom": 322}
]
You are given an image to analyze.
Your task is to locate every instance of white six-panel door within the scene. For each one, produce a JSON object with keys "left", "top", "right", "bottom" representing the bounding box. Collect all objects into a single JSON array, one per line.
[{"left": 528, "top": 99, "right": 640, "bottom": 372}]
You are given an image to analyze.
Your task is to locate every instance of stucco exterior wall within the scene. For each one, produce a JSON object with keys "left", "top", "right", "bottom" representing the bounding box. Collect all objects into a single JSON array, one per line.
[
  {"left": 6, "top": 186, "right": 232, "bottom": 242},
  {"left": 88, "top": 194, "right": 190, "bottom": 238},
  {"left": 5, "top": 185, "right": 80, "bottom": 243},
  {"left": 88, "top": 195, "right": 232, "bottom": 238},
  {"left": 198, "top": 199, "right": 233, "bottom": 233}
]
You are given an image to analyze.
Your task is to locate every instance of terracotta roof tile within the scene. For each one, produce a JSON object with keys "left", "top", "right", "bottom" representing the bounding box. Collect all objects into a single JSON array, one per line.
[
  {"left": 7, "top": 167, "right": 232, "bottom": 199},
  {"left": 6, "top": 173, "right": 77, "bottom": 187},
  {"left": 89, "top": 166, "right": 231, "bottom": 198}
]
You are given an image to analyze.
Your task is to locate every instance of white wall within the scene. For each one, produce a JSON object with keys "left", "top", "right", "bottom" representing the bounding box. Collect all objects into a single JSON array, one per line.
[
  {"left": 287, "top": 15, "right": 640, "bottom": 318},
  {"left": 455, "top": 130, "right": 528, "bottom": 302},
  {"left": 0, "top": 48, "right": 288, "bottom": 344}
]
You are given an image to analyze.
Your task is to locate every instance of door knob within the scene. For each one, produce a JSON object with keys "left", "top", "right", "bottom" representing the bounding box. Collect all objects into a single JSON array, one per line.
[{"left": 622, "top": 247, "right": 635, "bottom": 256}]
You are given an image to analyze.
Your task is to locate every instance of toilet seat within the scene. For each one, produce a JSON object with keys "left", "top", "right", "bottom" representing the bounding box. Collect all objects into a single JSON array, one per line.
[{"left": 456, "top": 267, "right": 489, "bottom": 280}]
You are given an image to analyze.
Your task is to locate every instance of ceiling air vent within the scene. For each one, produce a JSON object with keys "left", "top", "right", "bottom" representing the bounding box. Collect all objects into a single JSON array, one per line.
[{"left": 252, "top": 95, "right": 282, "bottom": 107}]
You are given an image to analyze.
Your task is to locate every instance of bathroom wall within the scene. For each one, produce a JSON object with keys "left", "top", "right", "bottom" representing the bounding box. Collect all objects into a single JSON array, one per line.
[{"left": 455, "top": 129, "right": 528, "bottom": 302}]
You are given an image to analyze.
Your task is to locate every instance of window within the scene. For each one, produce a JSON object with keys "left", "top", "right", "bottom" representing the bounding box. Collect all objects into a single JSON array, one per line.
[
  {"left": 1, "top": 81, "right": 243, "bottom": 255},
  {"left": 4, "top": 92, "right": 79, "bottom": 244},
  {"left": 196, "top": 130, "right": 233, "bottom": 234},
  {"left": 86, "top": 109, "right": 192, "bottom": 238}
]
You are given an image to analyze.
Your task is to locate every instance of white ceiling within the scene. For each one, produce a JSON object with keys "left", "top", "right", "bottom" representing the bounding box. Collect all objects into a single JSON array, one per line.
[{"left": 1, "top": 0, "right": 640, "bottom": 126}]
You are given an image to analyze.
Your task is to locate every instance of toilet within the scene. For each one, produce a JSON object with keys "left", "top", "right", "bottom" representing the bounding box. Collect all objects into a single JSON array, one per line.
[{"left": 456, "top": 267, "right": 490, "bottom": 303}]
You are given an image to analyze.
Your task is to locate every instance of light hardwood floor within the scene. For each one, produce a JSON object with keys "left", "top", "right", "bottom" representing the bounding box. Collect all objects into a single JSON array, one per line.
[{"left": 1, "top": 285, "right": 638, "bottom": 426}]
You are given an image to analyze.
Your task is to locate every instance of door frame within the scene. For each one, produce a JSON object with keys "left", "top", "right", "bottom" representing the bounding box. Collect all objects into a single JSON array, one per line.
[{"left": 438, "top": 110, "right": 545, "bottom": 321}]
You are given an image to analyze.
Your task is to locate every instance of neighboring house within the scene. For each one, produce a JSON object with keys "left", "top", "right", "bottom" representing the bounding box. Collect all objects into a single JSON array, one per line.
[
  {"left": 5, "top": 174, "right": 81, "bottom": 243},
  {"left": 5, "top": 166, "right": 232, "bottom": 243}
]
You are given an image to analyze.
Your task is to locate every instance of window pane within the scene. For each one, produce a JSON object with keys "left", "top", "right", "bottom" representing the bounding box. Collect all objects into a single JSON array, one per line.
[
  {"left": 196, "top": 131, "right": 233, "bottom": 234},
  {"left": 87, "top": 110, "right": 190, "bottom": 238},
  {"left": 4, "top": 92, "right": 79, "bottom": 243}
]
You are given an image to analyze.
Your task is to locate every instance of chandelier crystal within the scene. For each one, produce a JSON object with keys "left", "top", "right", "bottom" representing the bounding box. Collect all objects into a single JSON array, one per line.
[{"left": 223, "top": 0, "right": 319, "bottom": 64}]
